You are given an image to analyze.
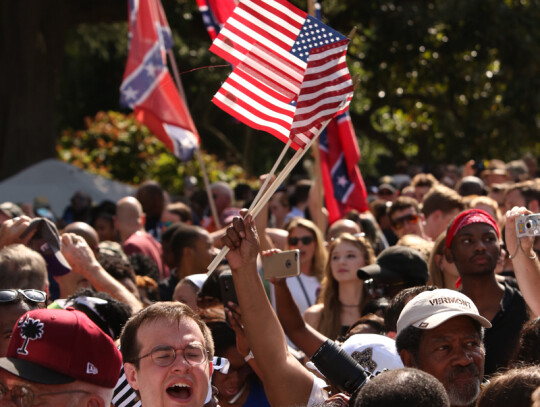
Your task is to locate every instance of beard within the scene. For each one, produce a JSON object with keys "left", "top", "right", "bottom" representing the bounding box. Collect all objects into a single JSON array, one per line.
[{"left": 444, "top": 364, "right": 482, "bottom": 406}]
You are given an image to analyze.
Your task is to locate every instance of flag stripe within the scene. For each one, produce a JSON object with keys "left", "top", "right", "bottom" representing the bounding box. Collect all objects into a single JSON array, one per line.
[
  {"left": 217, "top": 75, "right": 294, "bottom": 126},
  {"left": 213, "top": 92, "right": 292, "bottom": 139},
  {"left": 120, "top": 0, "right": 199, "bottom": 161},
  {"left": 239, "top": 44, "right": 303, "bottom": 98},
  {"left": 210, "top": 0, "right": 354, "bottom": 151},
  {"left": 226, "top": 71, "right": 296, "bottom": 114}
]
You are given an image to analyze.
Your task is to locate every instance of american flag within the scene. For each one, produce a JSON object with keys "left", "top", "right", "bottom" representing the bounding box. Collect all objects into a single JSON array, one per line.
[
  {"left": 210, "top": 0, "right": 353, "bottom": 149},
  {"left": 120, "top": 0, "right": 199, "bottom": 161},
  {"left": 320, "top": 112, "right": 369, "bottom": 224}
]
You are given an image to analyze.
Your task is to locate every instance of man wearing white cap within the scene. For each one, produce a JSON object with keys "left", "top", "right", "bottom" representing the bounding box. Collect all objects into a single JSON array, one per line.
[{"left": 395, "top": 288, "right": 491, "bottom": 407}]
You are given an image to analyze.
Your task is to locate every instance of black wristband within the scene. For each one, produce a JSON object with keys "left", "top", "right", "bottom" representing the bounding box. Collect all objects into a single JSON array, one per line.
[{"left": 310, "top": 340, "right": 369, "bottom": 394}]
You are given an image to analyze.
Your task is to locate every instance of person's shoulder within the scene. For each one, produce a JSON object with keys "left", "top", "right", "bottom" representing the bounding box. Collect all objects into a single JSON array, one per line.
[
  {"left": 305, "top": 303, "right": 324, "bottom": 315},
  {"left": 304, "top": 304, "right": 324, "bottom": 327}
]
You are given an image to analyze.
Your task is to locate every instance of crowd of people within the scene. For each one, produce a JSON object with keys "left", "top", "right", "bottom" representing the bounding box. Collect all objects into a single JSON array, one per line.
[{"left": 0, "top": 156, "right": 540, "bottom": 406}]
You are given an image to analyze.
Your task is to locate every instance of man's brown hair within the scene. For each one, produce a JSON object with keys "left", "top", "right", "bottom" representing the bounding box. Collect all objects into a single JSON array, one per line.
[
  {"left": 120, "top": 301, "right": 214, "bottom": 369},
  {"left": 421, "top": 185, "right": 465, "bottom": 218},
  {"left": 410, "top": 173, "right": 438, "bottom": 188},
  {"left": 387, "top": 196, "right": 420, "bottom": 221}
]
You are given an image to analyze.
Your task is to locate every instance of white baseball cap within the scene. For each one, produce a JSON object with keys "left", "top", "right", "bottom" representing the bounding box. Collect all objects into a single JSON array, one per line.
[
  {"left": 396, "top": 289, "right": 491, "bottom": 335},
  {"left": 341, "top": 334, "right": 404, "bottom": 375},
  {"left": 306, "top": 334, "right": 403, "bottom": 377}
]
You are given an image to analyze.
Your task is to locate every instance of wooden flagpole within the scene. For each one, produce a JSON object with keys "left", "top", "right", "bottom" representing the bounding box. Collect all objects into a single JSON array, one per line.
[
  {"left": 247, "top": 139, "right": 292, "bottom": 211},
  {"left": 207, "top": 120, "right": 333, "bottom": 273},
  {"left": 306, "top": 0, "right": 326, "bottom": 232},
  {"left": 167, "top": 49, "right": 221, "bottom": 230}
]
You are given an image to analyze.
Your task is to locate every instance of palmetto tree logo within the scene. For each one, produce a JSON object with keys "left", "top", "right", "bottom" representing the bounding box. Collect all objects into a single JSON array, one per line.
[
  {"left": 16, "top": 314, "right": 44, "bottom": 355},
  {"left": 351, "top": 347, "right": 377, "bottom": 374}
]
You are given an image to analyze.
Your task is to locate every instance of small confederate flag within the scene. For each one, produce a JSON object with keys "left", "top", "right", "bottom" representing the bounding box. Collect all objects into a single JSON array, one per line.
[
  {"left": 120, "top": 0, "right": 199, "bottom": 160},
  {"left": 196, "top": 0, "right": 237, "bottom": 40},
  {"left": 320, "top": 112, "right": 369, "bottom": 224},
  {"left": 210, "top": 0, "right": 353, "bottom": 149}
]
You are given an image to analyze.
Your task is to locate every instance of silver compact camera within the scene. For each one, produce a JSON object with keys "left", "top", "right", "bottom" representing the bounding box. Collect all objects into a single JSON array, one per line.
[{"left": 516, "top": 214, "right": 540, "bottom": 237}]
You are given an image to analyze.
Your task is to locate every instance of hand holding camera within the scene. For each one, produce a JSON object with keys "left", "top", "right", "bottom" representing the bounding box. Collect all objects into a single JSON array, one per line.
[
  {"left": 505, "top": 207, "right": 537, "bottom": 260},
  {"left": 516, "top": 214, "right": 540, "bottom": 238}
]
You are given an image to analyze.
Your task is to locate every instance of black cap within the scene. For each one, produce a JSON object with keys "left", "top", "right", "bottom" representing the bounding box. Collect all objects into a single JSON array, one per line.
[
  {"left": 20, "top": 218, "right": 72, "bottom": 276},
  {"left": 357, "top": 246, "right": 427, "bottom": 286}
]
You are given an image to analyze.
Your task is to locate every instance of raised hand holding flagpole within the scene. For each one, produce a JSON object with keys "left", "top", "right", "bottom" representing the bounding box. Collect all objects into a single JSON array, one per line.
[
  {"left": 207, "top": 120, "right": 331, "bottom": 273},
  {"left": 205, "top": 0, "right": 355, "bottom": 273}
]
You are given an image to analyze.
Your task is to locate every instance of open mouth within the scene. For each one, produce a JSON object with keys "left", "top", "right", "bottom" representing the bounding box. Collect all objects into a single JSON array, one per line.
[
  {"left": 223, "top": 386, "right": 239, "bottom": 397},
  {"left": 166, "top": 383, "right": 192, "bottom": 401}
]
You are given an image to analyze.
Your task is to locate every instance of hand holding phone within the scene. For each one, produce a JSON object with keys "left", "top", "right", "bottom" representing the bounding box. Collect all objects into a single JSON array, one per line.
[
  {"left": 218, "top": 270, "right": 238, "bottom": 306},
  {"left": 262, "top": 249, "right": 300, "bottom": 280}
]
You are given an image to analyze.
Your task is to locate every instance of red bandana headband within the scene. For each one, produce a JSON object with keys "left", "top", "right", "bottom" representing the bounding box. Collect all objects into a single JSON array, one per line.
[{"left": 445, "top": 209, "right": 500, "bottom": 248}]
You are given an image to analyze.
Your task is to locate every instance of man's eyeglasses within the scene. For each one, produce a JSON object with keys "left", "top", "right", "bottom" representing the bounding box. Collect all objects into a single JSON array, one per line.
[
  {"left": 0, "top": 382, "right": 89, "bottom": 407},
  {"left": 0, "top": 289, "right": 47, "bottom": 304},
  {"left": 131, "top": 343, "right": 209, "bottom": 367},
  {"left": 391, "top": 214, "right": 419, "bottom": 230},
  {"left": 288, "top": 236, "right": 314, "bottom": 246}
]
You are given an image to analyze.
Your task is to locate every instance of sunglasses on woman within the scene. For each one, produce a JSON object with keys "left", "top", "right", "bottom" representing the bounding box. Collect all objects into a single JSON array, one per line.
[{"left": 288, "top": 236, "right": 314, "bottom": 246}]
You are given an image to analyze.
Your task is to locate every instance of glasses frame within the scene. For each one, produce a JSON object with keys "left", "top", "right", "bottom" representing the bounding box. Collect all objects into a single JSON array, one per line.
[
  {"left": 0, "top": 289, "right": 47, "bottom": 304},
  {"left": 131, "top": 343, "right": 209, "bottom": 368},
  {"left": 288, "top": 236, "right": 314, "bottom": 246}
]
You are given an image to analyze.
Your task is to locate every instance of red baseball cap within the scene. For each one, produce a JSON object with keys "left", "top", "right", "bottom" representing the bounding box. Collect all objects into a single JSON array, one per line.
[{"left": 0, "top": 308, "right": 122, "bottom": 388}]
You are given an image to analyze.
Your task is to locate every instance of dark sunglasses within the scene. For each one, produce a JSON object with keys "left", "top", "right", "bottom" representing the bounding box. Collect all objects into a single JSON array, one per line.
[
  {"left": 0, "top": 289, "right": 47, "bottom": 304},
  {"left": 391, "top": 213, "right": 419, "bottom": 230},
  {"left": 288, "top": 236, "right": 314, "bottom": 246},
  {"left": 365, "top": 279, "right": 407, "bottom": 298}
]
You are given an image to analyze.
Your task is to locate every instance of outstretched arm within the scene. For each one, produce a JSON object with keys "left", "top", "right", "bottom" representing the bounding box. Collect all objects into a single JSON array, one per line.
[
  {"left": 272, "top": 278, "right": 328, "bottom": 357},
  {"left": 505, "top": 207, "right": 540, "bottom": 317},
  {"left": 61, "top": 233, "right": 142, "bottom": 313},
  {"left": 222, "top": 212, "right": 315, "bottom": 407}
]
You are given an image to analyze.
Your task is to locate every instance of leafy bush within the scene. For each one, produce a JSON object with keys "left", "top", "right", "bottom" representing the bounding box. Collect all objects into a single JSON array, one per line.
[{"left": 57, "top": 111, "right": 254, "bottom": 196}]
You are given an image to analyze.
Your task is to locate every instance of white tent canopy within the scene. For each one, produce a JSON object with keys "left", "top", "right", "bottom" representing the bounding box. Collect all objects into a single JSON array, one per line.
[{"left": 0, "top": 159, "right": 136, "bottom": 216}]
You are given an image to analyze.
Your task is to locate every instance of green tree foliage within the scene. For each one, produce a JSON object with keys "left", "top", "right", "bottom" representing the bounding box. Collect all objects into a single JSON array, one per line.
[
  {"left": 57, "top": 0, "right": 290, "bottom": 181},
  {"left": 55, "top": 0, "right": 540, "bottom": 182},
  {"left": 324, "top": 0, "right": 540, "bottom": 174},
  {"left": 57, "top": 111, "right": 252, "bottom": 196}
]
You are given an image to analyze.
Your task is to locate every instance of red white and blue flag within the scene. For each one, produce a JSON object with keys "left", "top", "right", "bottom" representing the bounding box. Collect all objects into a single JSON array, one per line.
[
  {"left": 120, "top": 0, "right": 199, "bottom": 160},
  {"left": 319, "top": 111, "right": 369, "bottom": 224},
  {"left": 209, "top": 0, "right": 353, "bottom": 150},
  {"left": 196, "top": 0, "right": 237, "bottom": 40}
]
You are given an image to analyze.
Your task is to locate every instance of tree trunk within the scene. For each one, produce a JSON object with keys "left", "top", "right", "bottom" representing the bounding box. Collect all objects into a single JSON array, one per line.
[
  {"left": 0, "top": 0, "right": 125, "bottom": 180},
  {"left": 0, "top": 1, "right": 67, "bottom": 179}
]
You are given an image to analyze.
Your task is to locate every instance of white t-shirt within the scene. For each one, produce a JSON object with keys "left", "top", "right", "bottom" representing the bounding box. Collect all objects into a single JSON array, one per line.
[
  {"left": 307, "top": 375, "right": 329, "bottom": 406},
  {"left": 286, "top": 273, "right": 320, "bottom": 316}
]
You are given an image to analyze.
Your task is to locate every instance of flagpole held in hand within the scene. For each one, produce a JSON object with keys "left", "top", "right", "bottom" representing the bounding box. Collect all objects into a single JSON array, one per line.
[
  {"left": 207, "top": 119, "right": 332, "bottom": 274},
  {"left": 247, "top": 139, "right": 293, "bottom": 211}
]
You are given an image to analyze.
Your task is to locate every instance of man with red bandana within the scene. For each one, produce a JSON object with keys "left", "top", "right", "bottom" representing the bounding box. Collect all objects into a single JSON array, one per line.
[{"left": 443, "top": 209, "right": 528, "bottom": 375}]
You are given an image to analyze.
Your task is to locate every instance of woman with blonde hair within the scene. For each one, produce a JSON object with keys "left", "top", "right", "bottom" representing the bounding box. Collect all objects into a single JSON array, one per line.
[
  {"left": 427, "top": 232, "right": 460, "bottom": 289},
  {"left": 283, "top": 217, "right": 328, "bottom": 315},
  {"left": 304, "top": 233, "right": 376, "bottom": 339}
]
